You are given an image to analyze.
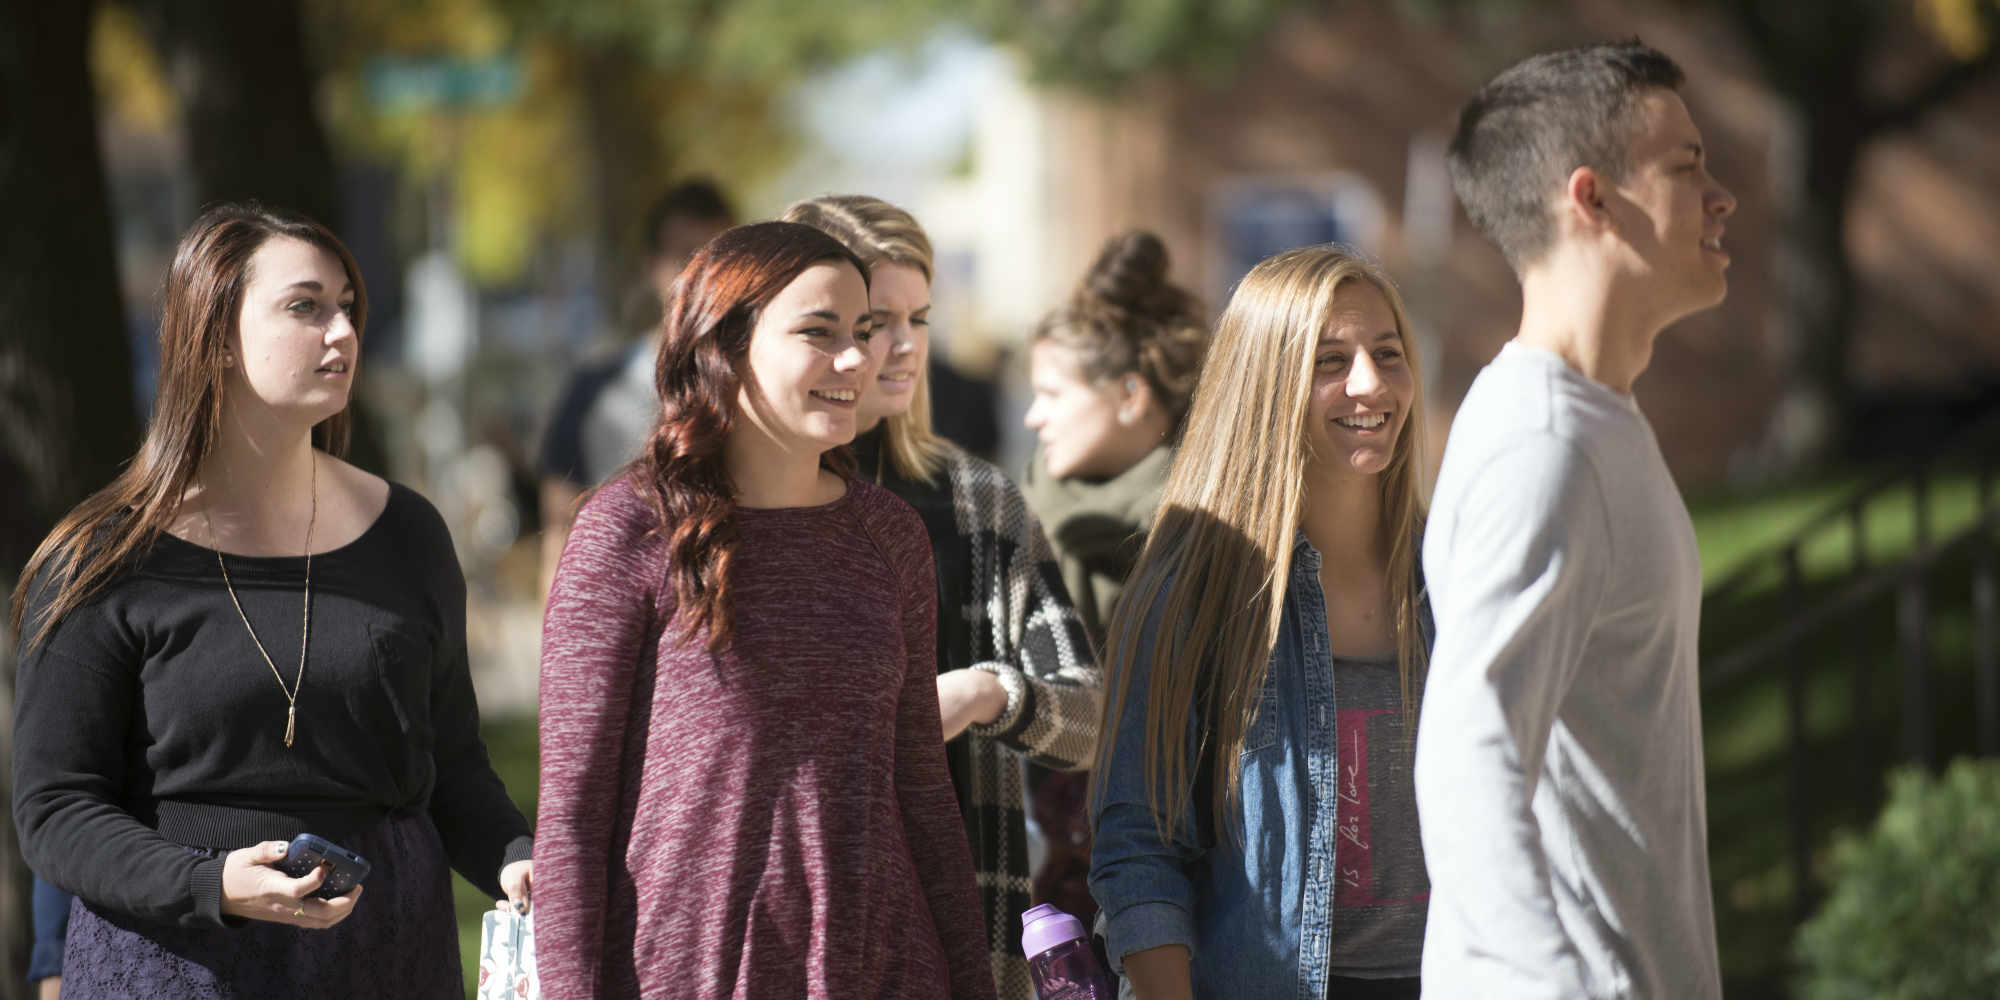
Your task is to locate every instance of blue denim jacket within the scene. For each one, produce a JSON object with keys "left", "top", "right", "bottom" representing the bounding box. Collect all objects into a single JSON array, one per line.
[{"left": 1089, "top": 532, "right": 1432, "bottom": 998}]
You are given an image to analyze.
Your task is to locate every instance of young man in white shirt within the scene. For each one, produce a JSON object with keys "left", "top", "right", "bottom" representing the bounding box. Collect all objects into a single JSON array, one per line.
[{"left": 1414, "top": 41, "right": 1736, "bottom": 998}]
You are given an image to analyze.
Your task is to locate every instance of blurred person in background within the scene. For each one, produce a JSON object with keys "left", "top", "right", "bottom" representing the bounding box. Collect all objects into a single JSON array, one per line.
[
  {"left": 1090, "top": 246, "right": 1434, "bottom": 999},
  {"left": 785, "top": 194, "right": 1101, "bottom": 1000},
  {"left": 537, "top": 178, "right": 735, "bottom": 601},
  {"left": 1019, "top": 231, "right": 1209, "bottom": 922},
  {"left": 1022, "top": 231, "right": 1208, "bottom": 648},
  {"left": 1415, "top": 40, "right": 1732, "bottom": 999},
  {"left": 925, "top": 338, "right": 1003, "bottom": 462},
  {"left": 11, "top": 202, "right": 532, "bottom": 998},
  {"left": 534, "top": 221, "right": 995, "bottom": 998}
]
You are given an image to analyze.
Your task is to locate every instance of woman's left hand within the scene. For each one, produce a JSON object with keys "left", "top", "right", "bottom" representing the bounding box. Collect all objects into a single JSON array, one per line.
[{"left": 497, "top": 860, "right": 531, "bottom": 914}]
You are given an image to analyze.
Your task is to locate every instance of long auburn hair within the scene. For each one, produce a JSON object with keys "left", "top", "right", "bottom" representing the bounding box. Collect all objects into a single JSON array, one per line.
[
  {"left": 781, "top": 194, "right": 949, "bottom": 484},
  {"left": 11, "top": 203, "right": 367, "bottom": 650},
  {"left": 1092, "top": 245, "right": 1430, "bottom": 846},
  {"left": 627, "top": 221, "right": 868, "bottom": 653}
]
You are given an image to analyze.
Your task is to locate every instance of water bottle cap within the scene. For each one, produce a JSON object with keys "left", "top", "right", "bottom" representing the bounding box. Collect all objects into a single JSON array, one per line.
[{"left": 1020, "top": 903, "right": 1088, "bottom": 959}]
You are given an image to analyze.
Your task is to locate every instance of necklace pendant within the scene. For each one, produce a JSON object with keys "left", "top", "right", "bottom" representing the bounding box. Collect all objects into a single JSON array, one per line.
[{"left": 285, "top": 704, "right": 296, "bottom": 748}]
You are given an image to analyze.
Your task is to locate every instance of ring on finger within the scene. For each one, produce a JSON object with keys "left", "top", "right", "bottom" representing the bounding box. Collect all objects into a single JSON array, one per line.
[{"left": 293, "top": 906, "right": 304, "bottom": 917}]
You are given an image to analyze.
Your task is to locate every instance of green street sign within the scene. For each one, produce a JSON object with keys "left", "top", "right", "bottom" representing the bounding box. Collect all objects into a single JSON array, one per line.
[{"left": 366, "top": 56, "right": 522, "bottom": 112}]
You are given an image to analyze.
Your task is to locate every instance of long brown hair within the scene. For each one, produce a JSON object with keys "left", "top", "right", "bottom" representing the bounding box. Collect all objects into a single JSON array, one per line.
[
  {"left": 10, "top": 203, "right": 368, "bottom": 650},
  {"left": 627, "top": 220, "right": 869, "bottom": 653},
  {"left": 1094, "top": 245, "right": 1430, "bottom": 845}
]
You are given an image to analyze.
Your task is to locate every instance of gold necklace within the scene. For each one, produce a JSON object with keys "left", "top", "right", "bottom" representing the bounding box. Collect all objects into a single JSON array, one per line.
[{"left": 206, "top": 452, "right": 316, "bottom": 748}]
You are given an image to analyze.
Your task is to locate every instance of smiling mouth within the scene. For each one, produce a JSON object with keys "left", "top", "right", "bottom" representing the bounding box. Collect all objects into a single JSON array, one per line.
[
  {"left": 1335, "top": 412, "right": 1388, "bottom": 431},
  {"left": 317, "top": 361, "right": 350, "bottom": 375},
  {"left": 877, "top": 371, "right": 915, "bottom": 385},
  {"left": 1702, "top": 235, "right": 1726, "bottom": 253},
  {"left": 810, "top": 388, "right": 857, "bottom": 405}
]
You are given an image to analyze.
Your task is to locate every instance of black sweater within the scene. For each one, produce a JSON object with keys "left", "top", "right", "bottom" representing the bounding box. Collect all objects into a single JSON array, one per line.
[
  {"left": 850, "top": 428, "right": 977, "bottom": 811},
  {"left": 12, "top": 483, "right": 532, "bottom": 928}
]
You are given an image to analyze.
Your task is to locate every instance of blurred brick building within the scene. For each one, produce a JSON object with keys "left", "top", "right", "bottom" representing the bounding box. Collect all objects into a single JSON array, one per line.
[{"left": 941, "top": 0, "right": 2000, "bottom": 489}]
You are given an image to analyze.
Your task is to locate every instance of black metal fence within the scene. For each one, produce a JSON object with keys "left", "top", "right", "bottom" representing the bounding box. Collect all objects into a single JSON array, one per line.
[{"left": 1700, "top": 409, "right": 2000, "bottom": 950}]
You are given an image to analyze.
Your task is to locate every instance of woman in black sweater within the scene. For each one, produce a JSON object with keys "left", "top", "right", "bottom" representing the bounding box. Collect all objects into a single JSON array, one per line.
[{"left": 10, "top": 203, "right": 530, "bottom": 998}]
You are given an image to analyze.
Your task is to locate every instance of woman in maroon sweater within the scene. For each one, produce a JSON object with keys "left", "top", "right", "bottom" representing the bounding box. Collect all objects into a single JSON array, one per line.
[{"left": 533, "top": 221, "right": 995, "bottom": 999}]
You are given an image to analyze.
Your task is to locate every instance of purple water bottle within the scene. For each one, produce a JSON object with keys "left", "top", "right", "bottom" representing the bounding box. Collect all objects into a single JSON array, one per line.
[{"left": 1021, "top": 903, "right": 1113, "bottom": 999}]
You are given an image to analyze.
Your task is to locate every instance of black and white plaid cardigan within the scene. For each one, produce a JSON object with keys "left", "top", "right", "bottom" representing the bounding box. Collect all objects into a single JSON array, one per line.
[{"left": 857, "top": 433, "right": 1100, "bottom": 999}]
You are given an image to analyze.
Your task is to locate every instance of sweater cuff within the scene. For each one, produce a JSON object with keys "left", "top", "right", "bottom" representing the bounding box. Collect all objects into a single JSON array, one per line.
[
  {"left": 188, "top": 855, "right": 229, "bottom": 928},
  {"left": 502, "top": 834, "right": 534, "bottom": 871},
  {"left": 965, "top": 661, "right": 1029, "bottom": 738},
  {"left": 1101, "top": 899, "right": 1195, "bottom": 974}
]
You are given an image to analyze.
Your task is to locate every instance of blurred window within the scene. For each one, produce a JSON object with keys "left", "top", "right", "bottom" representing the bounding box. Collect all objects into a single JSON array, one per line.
[{"left": 1208, "top": 173, "right": 1386, "bottom": 306}]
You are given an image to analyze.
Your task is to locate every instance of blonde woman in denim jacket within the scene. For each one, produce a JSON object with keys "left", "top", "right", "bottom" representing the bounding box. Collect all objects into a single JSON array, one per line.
[{"left": 1090, "top": 246, "right": 1434, "bottom": 999}]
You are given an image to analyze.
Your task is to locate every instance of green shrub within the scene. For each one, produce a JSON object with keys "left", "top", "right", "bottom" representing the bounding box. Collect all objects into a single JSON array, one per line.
[{"left": 1794, "top": 759, "right": 2000, "bottom": 1000}]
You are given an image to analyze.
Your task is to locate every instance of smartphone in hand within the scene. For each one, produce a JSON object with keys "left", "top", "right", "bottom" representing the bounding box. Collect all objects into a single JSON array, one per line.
[{"left": 272, "top": 833, "right": 371, "bottom": 900}]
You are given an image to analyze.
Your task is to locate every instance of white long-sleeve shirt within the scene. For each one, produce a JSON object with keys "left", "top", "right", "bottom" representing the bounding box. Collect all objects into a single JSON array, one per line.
[{"left": 1415, "top": 342, "right": 1721, "bottom": 998}]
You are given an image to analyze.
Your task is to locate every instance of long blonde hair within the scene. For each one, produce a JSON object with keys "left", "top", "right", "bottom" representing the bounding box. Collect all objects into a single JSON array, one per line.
[
  {"left": 1093, "top": 245, "right": 1429, "bottom": 845},
  {"left": 781, "top": 195, "right": 950, "bottom": 483}
]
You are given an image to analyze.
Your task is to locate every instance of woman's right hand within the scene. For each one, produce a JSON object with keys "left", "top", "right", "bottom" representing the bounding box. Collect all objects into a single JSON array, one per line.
[{"left": 218, "top": 841, "right": 362, "bottom": 929}]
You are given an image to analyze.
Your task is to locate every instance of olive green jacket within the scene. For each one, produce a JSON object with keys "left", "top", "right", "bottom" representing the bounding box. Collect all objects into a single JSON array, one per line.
[{"left": 1020, "top": 445, "right": 1173, "bottom": 651}]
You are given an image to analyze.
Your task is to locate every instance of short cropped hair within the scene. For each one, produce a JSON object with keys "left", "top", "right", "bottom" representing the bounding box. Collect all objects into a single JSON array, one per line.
[
  {"left": 1447, "top": 40, "right": 1685, "bottom": 273},
  {"left": 642, "top": 178, "right": 736, "bottom": 255}
]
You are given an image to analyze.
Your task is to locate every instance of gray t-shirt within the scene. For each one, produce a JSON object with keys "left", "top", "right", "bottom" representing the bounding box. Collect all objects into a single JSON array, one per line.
[
  {"left": 1328, "top": 651, "right": 1428, "bottom": 978},
  {"left": 540, "top": 336, "right": 659, "bottom": 489},
  {"left": 1416, "top": 342, "right": 1720, "bottom": 998}
]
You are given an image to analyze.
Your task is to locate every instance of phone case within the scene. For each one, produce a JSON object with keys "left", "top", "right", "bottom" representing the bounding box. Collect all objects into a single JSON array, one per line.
[{"left": 274, "top": 833, "right": 372, "bottom": 900}]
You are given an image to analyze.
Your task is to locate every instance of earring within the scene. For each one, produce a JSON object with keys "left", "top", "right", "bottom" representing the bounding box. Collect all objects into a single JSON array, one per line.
[{"left": 221, "top": 351, "right": 234, "bottom": 367}]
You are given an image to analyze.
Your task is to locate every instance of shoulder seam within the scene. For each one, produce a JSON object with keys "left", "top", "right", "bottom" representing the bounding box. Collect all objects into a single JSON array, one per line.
[{"left": 1446, "top": 432, "right": 1620, "bottom": 574}]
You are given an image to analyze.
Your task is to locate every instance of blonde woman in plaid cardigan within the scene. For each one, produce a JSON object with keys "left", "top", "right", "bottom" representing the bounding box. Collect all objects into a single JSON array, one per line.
[{"left": 786, "top": 195, "right": 1101, "bottom": 999}]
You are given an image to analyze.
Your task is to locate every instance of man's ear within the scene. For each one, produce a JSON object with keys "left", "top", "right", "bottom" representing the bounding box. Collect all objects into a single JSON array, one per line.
[{"left": 1561, "top": 165, "right": 1613, "bottom": 237}]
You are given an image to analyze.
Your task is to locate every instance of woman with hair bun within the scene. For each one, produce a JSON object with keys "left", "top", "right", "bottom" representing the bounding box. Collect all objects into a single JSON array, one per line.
[
  {"left": 1018, "top": 232, "right": 1210, "bottom": 927},
  {"left": 1021, "top": 231, "right": 1210, "bottom": 648},
  {"left": 533, "top": 221, "right": 995, "bottom": 998},
  {"left": 784, "top": 194, "right": 1100, "bottom": 1000}
]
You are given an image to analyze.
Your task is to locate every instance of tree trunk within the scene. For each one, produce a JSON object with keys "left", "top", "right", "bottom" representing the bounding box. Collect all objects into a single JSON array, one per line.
[
  {"left": 137, "top": 0, "right": 338, "bottom": 226},
  {"left": 0, "top": 2, "right": 140, "bottom": 994},
  {"left": 1767, "top": 89, "right": 1866, "bottom": 462},
  {"left": 576, "top": 43, "right": 670, "bottom": 331},
  {"left": 1795, "top": 109, "right": 1864, "bottom": 453},
  {"left": 135, "top": 0, "right": 387, "bottom": 473}
]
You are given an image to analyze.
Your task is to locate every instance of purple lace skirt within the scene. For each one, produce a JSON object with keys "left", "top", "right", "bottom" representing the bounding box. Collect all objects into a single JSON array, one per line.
[{"left": 61, "top": 810, "right": 462, "bottom": 999}]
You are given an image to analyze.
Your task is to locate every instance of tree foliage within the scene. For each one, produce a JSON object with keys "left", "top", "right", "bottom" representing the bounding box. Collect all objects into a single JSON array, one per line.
[
  {"left": 1795, "top": 760, "right": 2000, "bottom": 999},
  {"left": 964, "top": 0, "right": 1309, "bottom": 89},
  {"left": 293, "top": 0, "right": 1330, "bottom": 289},
  {"left": 306, "top": 0, "right": 952, "bottom": 291}
]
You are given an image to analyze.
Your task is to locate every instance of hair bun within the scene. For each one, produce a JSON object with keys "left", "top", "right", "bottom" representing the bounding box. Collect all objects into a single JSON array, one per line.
[
  {"left": 1036, "top": 229, "right": 1208, "bottom": 427},
  {"left": 1083, "top": 230, "right": 1181, "bottom": 319}
]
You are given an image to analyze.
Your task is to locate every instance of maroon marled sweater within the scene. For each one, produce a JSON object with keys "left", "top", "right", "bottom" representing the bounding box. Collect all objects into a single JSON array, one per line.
[{"left": 534, "top": 475, "right": 995, "bottom": 1000}]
